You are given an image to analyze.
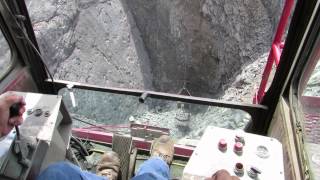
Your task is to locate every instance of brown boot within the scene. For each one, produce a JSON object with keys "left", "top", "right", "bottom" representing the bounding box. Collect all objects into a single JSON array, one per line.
[
  {"left": 150, "top": 135, "right": 174, "bottom": 165},
  {"left": 96, "top": 151, "right": 121, "bottom": 180}
]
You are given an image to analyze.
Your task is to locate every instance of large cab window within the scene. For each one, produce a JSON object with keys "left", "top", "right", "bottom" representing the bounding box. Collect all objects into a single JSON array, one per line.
[
  {"left": 25, "top": 0, "right": 288, "bottom": 104},
  {"left": 298, "top": 34, "right": 320, "bottom": 179}
]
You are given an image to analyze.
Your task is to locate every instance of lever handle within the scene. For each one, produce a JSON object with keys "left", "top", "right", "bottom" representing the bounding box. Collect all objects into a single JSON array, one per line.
[
  {"left": 9, "top": 103, "right": 23, "bottom": 139},
  {"left": 9, "top": 103, "right": 22, "bottom": 118}
]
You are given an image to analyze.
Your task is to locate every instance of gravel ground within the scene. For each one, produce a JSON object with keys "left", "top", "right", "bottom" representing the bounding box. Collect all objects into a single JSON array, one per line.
[{"left": 221, "top": 53, "right": 270, "bottom": 102}]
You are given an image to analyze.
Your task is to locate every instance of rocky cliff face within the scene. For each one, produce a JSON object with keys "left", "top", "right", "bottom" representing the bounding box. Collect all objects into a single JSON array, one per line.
[
  {"left": 0, "top": 31, "right": 11, "bottom": 76},
  {"left": 27, "top": 0, "right": 152, "bottom": 89},
  {"left": 124, "top": 0, "right": 283, "bottom": 97},
  {"left": 27, "top": 0, "right": 283, "bottom": 97},
  {"left": 304, "top": 61, "right": 320, "bottom": 97}
]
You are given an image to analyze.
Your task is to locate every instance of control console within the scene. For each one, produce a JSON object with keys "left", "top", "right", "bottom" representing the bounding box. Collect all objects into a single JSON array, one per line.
[
  {"left": 182, "top": 126, "right": 284, "bottom": 180},
  {"left": 0, "top": 92, "right": 72, "bottom": 180}
]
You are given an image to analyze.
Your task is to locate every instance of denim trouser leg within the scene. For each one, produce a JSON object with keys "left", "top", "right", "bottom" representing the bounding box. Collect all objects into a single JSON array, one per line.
[
  {"left": 132, "top": 157, "right": 170, "bottom": 180},
  {"left": 37, "top": 162, "right": 106, "bottom": 180},
  {"left": 37, "top": 158, "right": 169, "bottom": 180}
]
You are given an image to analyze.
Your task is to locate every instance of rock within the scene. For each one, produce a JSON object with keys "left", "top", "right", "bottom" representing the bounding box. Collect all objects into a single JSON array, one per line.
[
  {"left": 0, "top": 31, "right": 11, "bottom": 76},
  {"left": 27, "top": 0, "right": 152, "bottom": 89},
  {"left": 221, "top": 53, "right": 269, "bottom": 102},
  {"left": 123, "top": 0, "right": 282, "bottom": 97},
  {"left": 304, "top": 61, "right": 320, "bottom": 96}
]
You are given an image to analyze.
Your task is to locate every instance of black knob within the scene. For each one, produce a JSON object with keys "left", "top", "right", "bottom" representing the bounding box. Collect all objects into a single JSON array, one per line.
[{"left": 9, "top": 103, "right": 22, "bottom": 118}]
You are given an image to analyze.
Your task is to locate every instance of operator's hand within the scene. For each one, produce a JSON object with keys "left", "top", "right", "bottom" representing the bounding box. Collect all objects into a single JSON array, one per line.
[
  {"left": 0, "top": 92, "right": 25, "bottom": 137},
  {"left": 206, "top": 169, "right": 240, "bottom": 180}
]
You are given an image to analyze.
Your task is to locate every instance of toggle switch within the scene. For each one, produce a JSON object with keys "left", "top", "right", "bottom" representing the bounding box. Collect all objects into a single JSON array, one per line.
[
  {"left": 247, "top": 166, "right": 261, "bottom": 179},
  {"left": 235, "top": 134, "right": 245, "bottom": 145}
]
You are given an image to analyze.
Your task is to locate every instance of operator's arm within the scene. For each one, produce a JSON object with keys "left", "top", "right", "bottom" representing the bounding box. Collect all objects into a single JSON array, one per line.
[{"left": 0, "top": 92, "right": 25, "bottom": 137}]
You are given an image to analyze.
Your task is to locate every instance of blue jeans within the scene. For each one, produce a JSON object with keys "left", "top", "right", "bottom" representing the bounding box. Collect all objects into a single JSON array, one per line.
[{"left": 37, "top": 157, "right": 170, "bottom": 180}]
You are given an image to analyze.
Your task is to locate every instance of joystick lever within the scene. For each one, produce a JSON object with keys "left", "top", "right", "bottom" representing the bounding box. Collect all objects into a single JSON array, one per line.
[
  {"left": 9, "top": 103, "right": 22, "bottom": 118},
  {"left": 10, "top": 103, "right": 30, "bottom": 167},
  {"left": 9, "top": 103, "right": 23, "bottom": 140}
]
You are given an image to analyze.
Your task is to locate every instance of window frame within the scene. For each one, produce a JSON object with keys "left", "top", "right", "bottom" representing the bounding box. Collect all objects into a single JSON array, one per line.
[
  {"left": 0, "top": 0, "right": 53, "bottom": 94},
  {"left": 289, "top": 1, "right": 320, "bottom": 179}
]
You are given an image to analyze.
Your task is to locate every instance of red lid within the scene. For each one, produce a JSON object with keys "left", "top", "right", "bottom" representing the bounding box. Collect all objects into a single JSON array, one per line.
[
  {"left": 234, "top": 142, "right": 243, "bottom": 152},
  {"left": 218, "top": 139, "right": 227, "bottom": 150}
]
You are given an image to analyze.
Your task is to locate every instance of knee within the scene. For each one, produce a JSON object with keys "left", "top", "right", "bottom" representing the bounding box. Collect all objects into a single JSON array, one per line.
[{"left": 37, "top": 162, "right": 79, "bottom": 180}]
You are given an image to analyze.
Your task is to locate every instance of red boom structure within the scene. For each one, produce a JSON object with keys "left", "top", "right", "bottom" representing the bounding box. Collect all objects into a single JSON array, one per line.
[{"left": 254, "top": 0, "right": 295, "bottom": 104}]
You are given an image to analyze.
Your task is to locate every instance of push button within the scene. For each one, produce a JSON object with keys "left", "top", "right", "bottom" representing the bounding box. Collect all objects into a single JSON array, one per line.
[
  {"left": 218, "top": 139, "right": 227, "bottom": 152},
  {"left": 234, "top": 142, "right": 243, "bottom": 155}
]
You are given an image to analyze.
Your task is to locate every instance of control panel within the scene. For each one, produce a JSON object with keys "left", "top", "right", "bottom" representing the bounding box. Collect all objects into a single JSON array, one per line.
[
  {"left": 0, "top": 92, "right": 72, "bottom": 180},
  {"left": 182, "top": 126, "right": 284, "bottom": 180}
]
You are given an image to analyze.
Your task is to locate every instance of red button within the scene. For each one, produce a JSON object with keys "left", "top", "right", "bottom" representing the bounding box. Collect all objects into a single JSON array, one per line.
[
  {"left": 218, "top": 139, "right": 227, "bottom": 151},
  {"left": 234, "top": 142, "right": 243, "bottom": 154}
]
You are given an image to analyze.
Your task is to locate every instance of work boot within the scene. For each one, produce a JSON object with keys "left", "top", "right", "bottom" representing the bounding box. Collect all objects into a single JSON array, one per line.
[
  {"left": 150, "top": 135, "right": 174, "bottom": 165},
  {"left": 96, "top": 151, "right": 121, "bottom": 180}
]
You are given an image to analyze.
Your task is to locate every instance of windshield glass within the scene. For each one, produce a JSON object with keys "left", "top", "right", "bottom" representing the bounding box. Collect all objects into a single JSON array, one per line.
[
  {"left": 59, "top": 88, "right": 251, "bottom": 141},
  {"left": 0, "top": 29, "right": 12, "bottom": 79},
  {"left": 299, "top": 33, "right": 320, "bottom": 178},
  {"left": 26, "top": 0, "right": 287, "bottom": 103}
]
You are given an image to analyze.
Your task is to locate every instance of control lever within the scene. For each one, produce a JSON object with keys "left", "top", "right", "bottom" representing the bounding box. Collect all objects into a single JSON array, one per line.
[
  {"left": 10, "top": 103, "right": 30, "bottom": 167},
  {"left": 9, "top": 103, "right": 22, "bottom": 118},
  {"left": 9, "top": 103, "right": 22, "bottom": 139}
]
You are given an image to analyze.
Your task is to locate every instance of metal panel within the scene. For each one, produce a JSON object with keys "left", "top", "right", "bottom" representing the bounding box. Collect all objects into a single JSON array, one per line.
[
  {"left": 268, "top": 98, "right": 302, "bottom": 180},
  {"left": 183, "top": 126, "right": 284, "bottom": 180},
  {"left": 72, "top": 128, "right": 194, "bottom": 157},
  {"left": 0, "top": 92, "right": 72, "bottom": 179},
  {"left": 112, "top": 134, "right": 132, "bottom": 180}
]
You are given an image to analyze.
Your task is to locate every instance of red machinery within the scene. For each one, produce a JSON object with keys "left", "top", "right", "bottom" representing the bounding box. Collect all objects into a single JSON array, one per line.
[{"left": 254, "top": 0, "right": 295, "bottom": 104}]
